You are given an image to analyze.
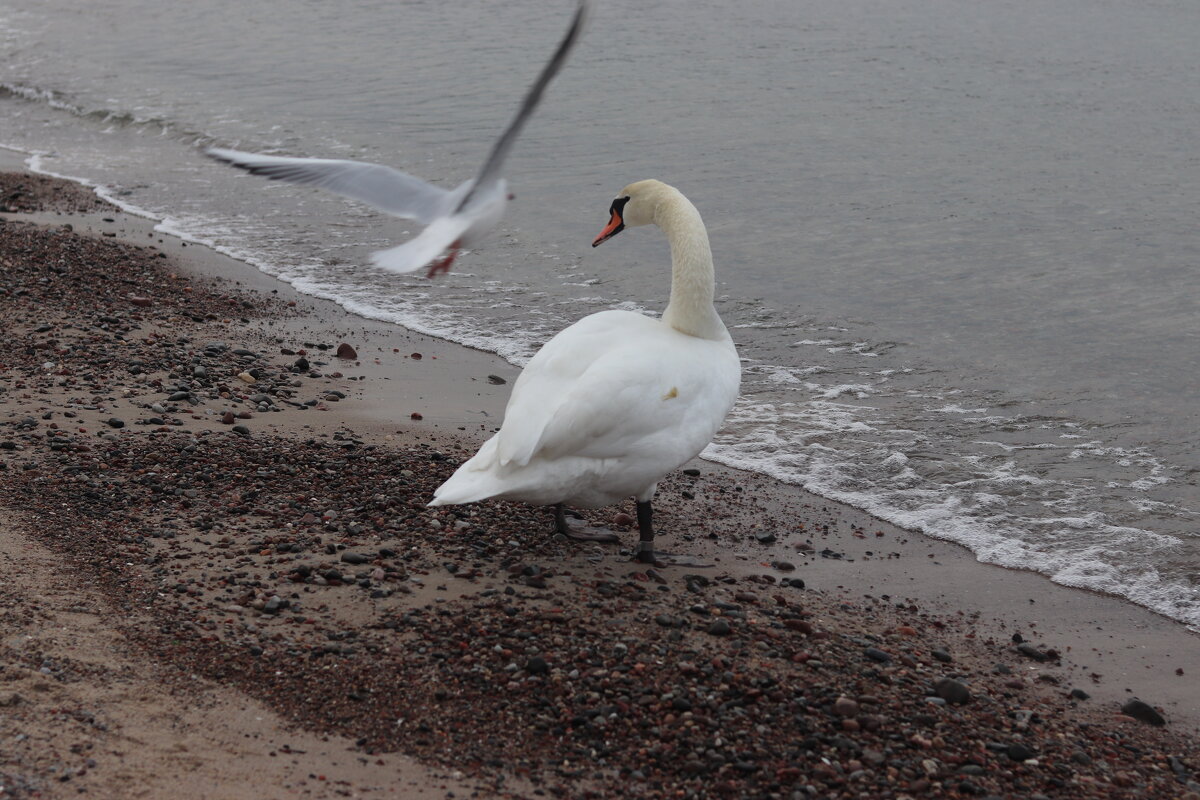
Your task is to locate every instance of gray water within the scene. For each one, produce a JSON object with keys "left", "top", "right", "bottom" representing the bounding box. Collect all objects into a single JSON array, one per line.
[{"left": 1, "top": 0, "right": 1197, "bottom": 625}]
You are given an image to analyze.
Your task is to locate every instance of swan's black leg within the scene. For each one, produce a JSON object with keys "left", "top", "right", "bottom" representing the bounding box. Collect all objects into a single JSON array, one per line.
[
  {"left": 634, "top": 499, "right": 711, "bottom": 567},
  {"left": 553, "top": 503, "right": 619, "bottom": 543},
  {"left": 635, "top": 500, "right": 656, "bottom": 563}
]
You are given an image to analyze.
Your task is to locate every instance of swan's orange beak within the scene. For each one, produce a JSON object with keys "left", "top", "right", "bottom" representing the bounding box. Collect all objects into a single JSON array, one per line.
[{"left": 592, "top": 207, "right": 624, "bottom": 247}]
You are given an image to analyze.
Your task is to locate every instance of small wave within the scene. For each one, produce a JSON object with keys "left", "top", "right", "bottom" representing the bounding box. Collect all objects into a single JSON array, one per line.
[
  {"left": 0, "top": 82, "right": 82, "bottom": 114},
  {"left": 933, "top": 404, "right": 989, "bottom": 414},
  {"left": 23, "top": 152, "right": 162, "bottom": 223},
  {"left": 707, "top": 389, "right": 1199, "bottom": 628},
  {"left": 1, "top": 81, "right": 211, "bottom": 146},
  {"left": 808, "top": 383, "right": 874, "bottom": 400}
]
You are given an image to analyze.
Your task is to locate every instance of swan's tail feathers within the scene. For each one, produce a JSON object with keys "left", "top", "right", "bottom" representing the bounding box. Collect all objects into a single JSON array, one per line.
[
  {"left": 428, "top": 476, "right": 504, "bottom": 508},
  {"left": 427, "top": 438, "right": 505, "bottom": 508},
  {"left": 371, "top": 215, "right": 472, "bottom": 276}
]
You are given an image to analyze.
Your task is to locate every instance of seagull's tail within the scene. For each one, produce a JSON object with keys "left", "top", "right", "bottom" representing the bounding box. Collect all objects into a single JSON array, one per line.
[{"left": 371, "top": 215, "right": 472, "bottom": 275}]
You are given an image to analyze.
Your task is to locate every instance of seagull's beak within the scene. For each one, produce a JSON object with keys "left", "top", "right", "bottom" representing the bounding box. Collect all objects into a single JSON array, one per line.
[{"left": 592, "top": 197, "right": 629, "bottom": 247}]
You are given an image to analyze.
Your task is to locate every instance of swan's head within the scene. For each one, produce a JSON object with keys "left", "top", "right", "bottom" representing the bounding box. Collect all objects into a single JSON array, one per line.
[{"left": 592, "top": 179, "right": 672, "bottom": 247}]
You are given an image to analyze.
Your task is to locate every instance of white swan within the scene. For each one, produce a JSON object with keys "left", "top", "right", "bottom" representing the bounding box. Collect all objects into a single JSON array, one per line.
[{"left": 429, "top": 180, "right": 740, "bottom": 564}]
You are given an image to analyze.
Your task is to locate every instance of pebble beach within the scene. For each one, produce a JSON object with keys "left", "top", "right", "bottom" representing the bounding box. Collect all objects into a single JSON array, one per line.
[{"left": 2, "top": 170, "right": 1199, "bottom": 799}]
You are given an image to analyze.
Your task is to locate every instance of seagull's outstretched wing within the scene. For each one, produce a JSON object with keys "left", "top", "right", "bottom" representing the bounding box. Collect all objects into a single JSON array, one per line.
[
  {"left": 458, "top": 0, "right": 587, "bottom": 211},
  {"left": 207, "top": 148, "right": 453, "bottom": 224}
]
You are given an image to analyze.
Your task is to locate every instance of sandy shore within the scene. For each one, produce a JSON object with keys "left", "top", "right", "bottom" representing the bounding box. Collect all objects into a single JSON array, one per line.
[{"left": 1, "top": 163, "right": 1199, "bottom": 799}]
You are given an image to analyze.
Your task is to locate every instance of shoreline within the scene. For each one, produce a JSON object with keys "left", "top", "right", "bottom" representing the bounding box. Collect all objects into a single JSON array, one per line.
[
  {"left": 11, "top": 153, "right": 1197, "bottom": 724},
  {"left": 2, "top": 164, "right": 1199, "bottom": 798},
  {"left": 10, "top": 147, "right": 1198, "bottom": 633}
]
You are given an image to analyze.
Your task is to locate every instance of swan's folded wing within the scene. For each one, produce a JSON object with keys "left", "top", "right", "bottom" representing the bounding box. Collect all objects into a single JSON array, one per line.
[
  {"left": 530, "top": 360, "right": 720, "bottom": 461},
  {"left": 492, "top": 311, "right": 632, "bottom": 467},
  {"left": 207, "top": 148, "right": 453, "bottom": 223},
  {"left": 495, "top": 316, "right": 738, "bottom": 467}
]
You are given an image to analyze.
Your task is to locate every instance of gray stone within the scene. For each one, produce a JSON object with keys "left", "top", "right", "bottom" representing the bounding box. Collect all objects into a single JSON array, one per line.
[
  {"left": 1016, "top": 643, "right": 1049, "bottom": 662},
  {"left": 1121, "top": 698, "right": 1165, "bottom": 726},
  {"left": 934, "top": 678, "right": 971, "bottom": 705},
  {"left": 1006, "top": 743, "right": 1036, "bottom": 762},
  {"left": 864, "top": 647, "right": 893, "bottom": 663},
  {"left": 706, "top": 619, "right": 732, "bottom": 636}
]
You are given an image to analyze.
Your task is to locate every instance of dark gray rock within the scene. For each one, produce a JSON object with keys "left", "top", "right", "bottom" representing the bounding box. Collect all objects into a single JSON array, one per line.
[
  {"left": 1121, "top": 698, "right": 1165, "bottom": 726},
  {"left": 1006, "top": 743, "right": 1036, "bottom": 762},
  {"left": 262, "top": 596, "right": 286, "bottom": 614},
  {"left": 1016, "top": 643, "right": 1049, "bottom": 662},
  {"left": 706, "top": 619, "right": 732, "bottom": 636},
  {"left": 864, "top": 647, "right": 893, "bottom": 663},
  {"left": 934, "top": 678, "right": 971, "bottom": 705}
]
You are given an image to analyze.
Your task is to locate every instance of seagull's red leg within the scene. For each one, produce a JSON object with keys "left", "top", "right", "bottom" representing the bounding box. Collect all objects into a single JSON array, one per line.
[{"left": 426, "top": 240, "right": 462, "bottom": 278}]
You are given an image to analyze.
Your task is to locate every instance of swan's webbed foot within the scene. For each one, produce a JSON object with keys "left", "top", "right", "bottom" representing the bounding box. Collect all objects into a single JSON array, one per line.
[
  {"left": 633, "top": 500, "right": 712, "bottom": 568},
  {"left": 634, "top": 542, "right": 712, "bottom": 568},
  {"left": 553, "top": 504, "right": 620, "bottom": 543}
]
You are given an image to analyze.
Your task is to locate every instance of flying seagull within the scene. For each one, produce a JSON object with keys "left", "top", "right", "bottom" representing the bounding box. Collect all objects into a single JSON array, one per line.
[{"left": 207, "top": 1, "right": 587, "bottom": 278}]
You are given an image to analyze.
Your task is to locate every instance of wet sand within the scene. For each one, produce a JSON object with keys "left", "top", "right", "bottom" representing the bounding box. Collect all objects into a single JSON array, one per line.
[{"left": 2, "top": 164, "right": 1199, "bottom": 799}]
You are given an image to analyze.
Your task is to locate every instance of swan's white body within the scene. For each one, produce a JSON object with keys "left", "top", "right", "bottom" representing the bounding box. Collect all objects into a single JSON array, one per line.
[{"left": 430, "top": 180, "right": 740, "bottom": 513}]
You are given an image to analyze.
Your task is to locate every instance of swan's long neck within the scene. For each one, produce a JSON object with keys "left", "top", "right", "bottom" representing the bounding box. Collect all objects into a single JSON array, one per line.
[{"left": 657, "top": 193, "right": 728, "bottom": 341}]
